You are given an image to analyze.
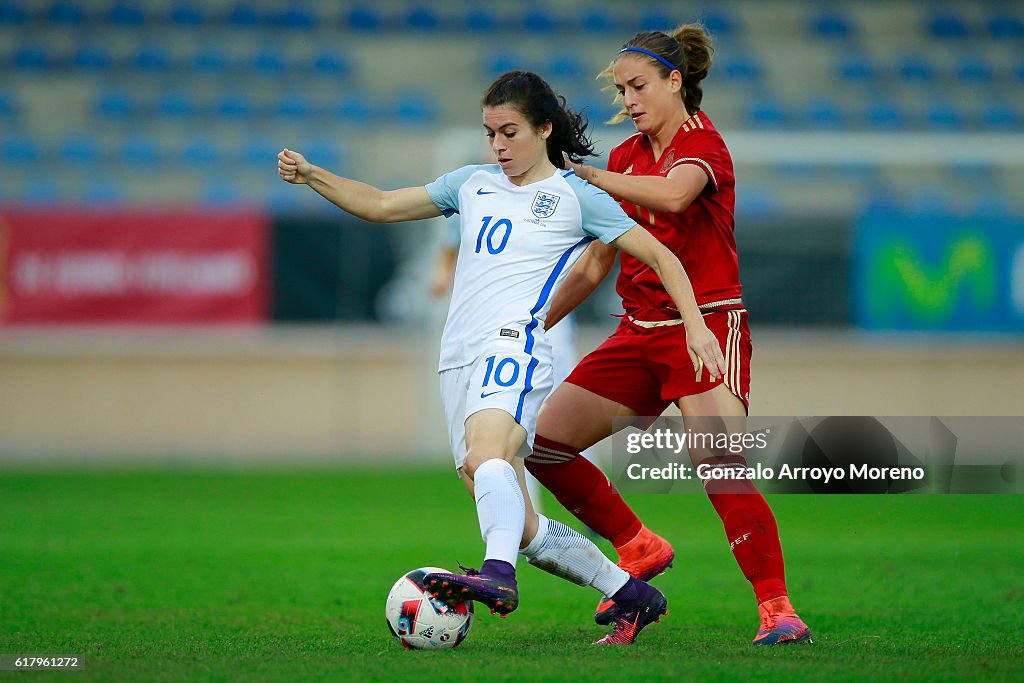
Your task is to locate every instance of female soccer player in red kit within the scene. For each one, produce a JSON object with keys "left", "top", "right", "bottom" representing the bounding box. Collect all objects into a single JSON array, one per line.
[{"left": 527, "top": 25, "right": 812, "bottom": 645}]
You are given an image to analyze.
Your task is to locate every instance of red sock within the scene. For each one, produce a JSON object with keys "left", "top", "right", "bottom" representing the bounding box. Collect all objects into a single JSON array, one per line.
[
  {"left": 527, "top": 435, "right": 642, "bottom": 548},
  {"left": 705, "top": 477, "right": 789, "bottom": 604}
]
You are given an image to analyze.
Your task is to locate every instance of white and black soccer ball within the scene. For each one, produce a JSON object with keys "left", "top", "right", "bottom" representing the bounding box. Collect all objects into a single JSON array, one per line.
[{"left": 385, "top": 567, "right": 474, "bottom": 650}]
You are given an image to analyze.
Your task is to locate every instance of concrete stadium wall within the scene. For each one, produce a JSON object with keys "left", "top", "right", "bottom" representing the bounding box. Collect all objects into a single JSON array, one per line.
[{"left": 0, "top": 326, "right": 1021, "bottom": 463}]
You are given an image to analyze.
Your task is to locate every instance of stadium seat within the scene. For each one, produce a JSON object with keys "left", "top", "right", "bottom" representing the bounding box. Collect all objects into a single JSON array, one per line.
[
  {"left": 134, "top": 47, "right": 172, "bottom": 72},
  {"left": 747, "top": 100, "right": 788, "bottom": 128},
  {"left": 581, "top": 9, "right": 615, "bottom": 33},
  {"left": 82, "top": 181, "right": 121, "bottom": 204},
  {"left": 897, "top": 55, "right": 937, "bottom": 82},
  {"left": 181, "top": 139, "right": 220, "bottom": 165},
  {"left": 804, "top": 99, "right": 846, "bottom": 128},
  {"left": 226, "top": 3, "right": 261, "bottom": 27},
  {"left": 865, "top": 101, "right": 906, "bottom": 129},
  {"left": 202, "top": 184, "right": 243, "bottom": 205},
  {"left": 550, "top": 54, "right": 585, "bottom": 78},
  {"left": 95, "top": 91, "right": 137, "bottom": 118},
  {"left": 240, "top": 139, "right": 268, "bottom": 166},
  {"left": 836, "top": 55, "right": 877, "bottom": 82},
  {"left": 59, "top": 134, "right": 101, "bottom": 164},
  {"left": 277, "top": 96, "right": 314, "bottom": 120},
  {"left": 988, "top": 13, "right": 1024, "bottom": 39},
  {"left": 13, "top": 45, "right": 52, "bottom": 70},
  {"left": 302, "top": 143, "right": 342, "bottom": 168},
  {"left": 23, "top": 181, "right": 62, "bottom": 204},
  {"left": 334, "top": 98, "right": 373, "bottom": 122},
  {"left": 73, "top": 46, "right": 112, "bottom": 71},
  {"left": 193, "top": 47, "right": 229, "bottom": 73},
  {"left": 217, "top": 94, "right": 254, "bottom": 119},
  {"left": 2, "top": 136, "right": 40, "bottom": 162},
  {"left": 394, "top": 95, "right": 437, "bottom": 125},
  {"left": 120, "top": 137, "right": 160, "bottom": 166},
  {"left": 484, "top": 52, "right": 522, "bottom": 77},
  {"left": 0, "top": 92, "right": 15, "bottom": 119},
  {"left": 811, "top": 10, "right": 852, "bottom": 38},
  {"left": 252, "top": 49, "right": 286, "bottom": 74},
  {"left": 928, "top": 13, "right": 969, "bottom": 39},
  {"left": 701, "top": 10, "right": 736, "bottom": 37},
  {"left": 346, "top": 7, "right": 383, "bottom": 31},
  {"left": 156, "top": 92, "right": 197, "bottom": 119},
  {"left": 107, "top": 2, "right": 145, "bottom": 26},
  {"left": 720, "top": 55, "right": 763, "bottom": 82},
  {"left": 522, "top": 9, "right": 558, "bottom": 33},
  {"left": 980, "top": 102, "right": 1019, "bottom": 130},
  {"left": 268, "top": 7, "right": 316, "bottom": 30},
  {"left": 639, "top": 10, "right": 672, "bottom": 32},
  {"left": 0, "top": 1, "right": 27, "bottom": 25},
  {"left": 405, "top": 6, "right": 440, "bottom": 31},
  {"left": 47, "top": 1, "right": 85, "bottom": 25},
  {"left": 957, "top": 56, "right": 993, "bottom": 84},
  {"left": 312, "top": 51, "right": 350, "bottom": 77},
  {"left": 925, "top": 102, "right": 965, "bottom": 129},
  {"left": 463, "top": 7, "right": 498, "bottom": 32},
  {"left": 169, "top": 3, "right": 204, "bottom": 26}
]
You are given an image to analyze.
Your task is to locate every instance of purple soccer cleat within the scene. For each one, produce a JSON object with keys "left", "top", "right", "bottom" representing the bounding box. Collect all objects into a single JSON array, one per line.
[{"left": 424, "top": 562, "right": 519, "bottom": 617}]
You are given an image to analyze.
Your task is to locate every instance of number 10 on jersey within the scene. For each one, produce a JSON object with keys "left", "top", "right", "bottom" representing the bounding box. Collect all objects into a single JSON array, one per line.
[{"left": 475, "top": 216, "right": 512, "bottom": 254}]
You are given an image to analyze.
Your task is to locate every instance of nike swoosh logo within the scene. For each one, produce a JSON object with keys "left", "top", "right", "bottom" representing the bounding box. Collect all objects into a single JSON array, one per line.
[
  {"left": 480, "top": 391, "right": 501, "bottom": 398},
  {"left": 476, "top": 188, "right": 496, "bottom": 195}
]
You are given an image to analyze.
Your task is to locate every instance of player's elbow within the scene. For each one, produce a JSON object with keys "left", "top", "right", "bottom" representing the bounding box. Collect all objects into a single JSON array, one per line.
[{"left": 664, "top": 191, "right": 695, "bottom": 215}]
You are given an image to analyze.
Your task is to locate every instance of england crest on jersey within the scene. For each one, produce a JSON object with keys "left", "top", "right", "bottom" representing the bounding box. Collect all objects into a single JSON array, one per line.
[{"left": 531, "top": 191, "right": 560, "bottom": 219}]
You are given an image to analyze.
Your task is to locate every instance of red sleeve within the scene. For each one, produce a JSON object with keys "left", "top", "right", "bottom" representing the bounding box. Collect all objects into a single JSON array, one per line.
[
  {"left": 666, "top": 130, "right": 728, "bottom": 193},
  {"left": 606, "top": 139, "right": 628, "bottom": 174}
]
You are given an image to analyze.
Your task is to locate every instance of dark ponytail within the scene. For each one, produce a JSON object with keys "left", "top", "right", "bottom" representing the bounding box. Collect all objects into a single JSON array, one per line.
[{"left": 482, "top": 71, "right": 596, "bottom": 168}]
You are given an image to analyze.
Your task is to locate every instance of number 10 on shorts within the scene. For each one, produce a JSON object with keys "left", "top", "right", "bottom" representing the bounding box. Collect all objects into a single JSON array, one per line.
[{"left": 482, "top": 355, "right": 520, "bottom": 389}]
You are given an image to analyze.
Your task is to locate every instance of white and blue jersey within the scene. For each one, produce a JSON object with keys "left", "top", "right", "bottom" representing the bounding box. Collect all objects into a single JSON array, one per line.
[{"left": 426, "top": 164, "right": 635, "bottom": 467}]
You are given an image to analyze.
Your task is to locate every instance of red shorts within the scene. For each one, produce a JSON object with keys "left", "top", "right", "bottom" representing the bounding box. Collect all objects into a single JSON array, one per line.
[{"left": 565, "top": 309, "right": 752, "bottom": 416}]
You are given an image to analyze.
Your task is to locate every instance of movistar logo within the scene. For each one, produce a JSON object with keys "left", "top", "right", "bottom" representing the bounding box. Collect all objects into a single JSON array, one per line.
[{"left": 868, "top": 233, "right": 996, "bottom": 323}]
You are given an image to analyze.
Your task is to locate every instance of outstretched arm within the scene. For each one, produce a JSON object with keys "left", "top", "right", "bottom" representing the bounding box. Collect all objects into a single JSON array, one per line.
[
  {"left": 278, "top": 148, "right": 442, "bottom": 223},
  {"left": 570, "top": 161, "right": 708, "bottom": 215},
  {"left": 612, "top": 226, "right": 726, "bottom": 380},
  {"left": 545, "top": 240, "right": 617, "bottom": 330}
]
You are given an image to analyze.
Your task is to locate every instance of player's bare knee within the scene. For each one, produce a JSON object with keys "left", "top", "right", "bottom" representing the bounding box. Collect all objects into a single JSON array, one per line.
[{"left": 462, "top": 451, "right": 506, "bottom": 479}]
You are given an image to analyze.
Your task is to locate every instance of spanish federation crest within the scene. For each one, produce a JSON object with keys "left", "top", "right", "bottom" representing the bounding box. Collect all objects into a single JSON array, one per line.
[{"left": 531, "top": 191, "right": 560, "bottom": 219}]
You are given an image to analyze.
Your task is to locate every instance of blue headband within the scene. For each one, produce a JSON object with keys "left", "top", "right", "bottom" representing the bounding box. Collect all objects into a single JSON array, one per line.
[{"left": 618, "top": 47, "right": 680, "bottom": 73}]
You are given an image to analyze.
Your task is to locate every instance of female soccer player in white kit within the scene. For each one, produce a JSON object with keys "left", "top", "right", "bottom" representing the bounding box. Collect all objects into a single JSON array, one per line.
[{"left": 278, "top": 70, "right": 725, "bottom": 645}]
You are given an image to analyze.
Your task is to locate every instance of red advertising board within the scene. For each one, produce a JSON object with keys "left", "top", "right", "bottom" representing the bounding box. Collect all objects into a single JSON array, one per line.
[{"left": 0, "top": 209, "right": 269, "bottom": 324}]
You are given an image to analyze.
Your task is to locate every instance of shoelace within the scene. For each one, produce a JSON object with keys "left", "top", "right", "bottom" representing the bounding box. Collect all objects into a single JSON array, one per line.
[{"left": 456, "top": 562, "right": 479, "bottom": 576}]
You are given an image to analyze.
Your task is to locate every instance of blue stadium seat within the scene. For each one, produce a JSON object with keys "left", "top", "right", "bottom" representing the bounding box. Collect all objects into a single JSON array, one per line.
[
  {"left": 73, "top": 46, "right": 112, "bottom": 71},
  {"left": 484, "top": 52, "right": 522, "bottom": 77},
  {"left": 804, "top": 99, "right": 846, "bottom": 128},
  {"left": 581, "top": 9, "right": 614, "bottom": 33},
  {"left": 83, "top": 181, "right": 121, "bottom": 204},
  {"left": 277, "top": 96, "right": 314, "bottom": 120},
  {"left": 639, "top": 10, "right": 672, "bottom": 32},
  {"left": 312, "top": 51, "right": 350, "bottom": 77},
  {"left": 202, "top": 184, "right": 243, "bottom": 205},
  {"left": 181, "top": 139, "right": 220, "bottom": 165},
  {"left": 405, "top": 6, "right": 440, "bottom": 31},
  {"left": 811, "top": 10, "right": 852, "bottom": 38},
  {"left": 463, "top": 7, "right": 498, "bottom": 32},
  {"left": 0, "top": 1, "right": 27, "bottom": 25},
  {"left": 217, "top": 94, "right": 254, "bottom": 119},
  {"left": 134, "top": 47, "right": 171, "bottom": 72},
  {"left": 897, "top": 55, "right": 936, "bottom": 82},
  {"left": 23, "top": 181, "right": 62, "bottom": 204},
  {"left": 550, "top": 54, "right": 585, "bottom": 78},
  {"left": 268, "top": 7, "right": 316, "bottom": 29},
  {"left": 836, "top": 55, "right": 877, "bottom": 82},
  {"left": 95, "top": 91, "right": 136, "bottom": 118},
  {"left": 252, "top": 49, "right": 286, "bottom": 74},
  {"left": 346, "top": 7, "right": 383, "bottom": 31},
  {"left": 13, "top": 45, "right": 52, "bottom": 70},
  {"left": 747, "top": 100, "right": 788, "bottom": 128},
  {"left": 865, "top": 101, "right": 906, "bottom": 129},
  {"left": 394, "top": 95, "right": 437, "bottom": 125},
  {"left": 120, "top": 137, "right": 160, "bottom": 166},
  {"left": 193, "top": 47, "right": 229, "bottom": 73},
  {"left": 156, "top": 92, "right": 196, "bottom": 118},
  {"left": 1015, "top": 59, "right": 1024, "bottom": 83},
  {"left": 925, "top": 102, "right": 965, "bottom": 129},
  {"left": 0, "top": 92, "right": 15, "bottom": 118},
  {"left": 980, "top": 102, "right": 1019, "bottom": 129},
  {"left": 2, "top": 136, "right": 40, "bottom": 162},
  {"left": 240, "top": 139, "right": 268, "bottom": 166},
  {"left": 522, "top": 9, "right": 558, "bottom": 33},
  {"left": 720, "top": 55, "right": 762, "bottom": 82},
  {"left": 107, "top": 2, "right": 145, "bottom": 26},
  {"left": 701, "top": 10, "right": 736, "bottom": 36},
  {"left": 59, "top": 134, "right": 101, "bottom": 164},
  {"left": 334, "top": 98, "right": 373, "bottom": 122},
  {"left": 988, "top": 13, "right": 1024, "bottom": 39},
  {"left": 226, "top": 4, "right": 261, "bottom": 27},
  {"left": 47, "top": 1, "right": 85, "bottom": 25},
  {"left": 169, "top": 3, "right": 204, "bottom": 26},
  {"left": 928, "top": 13, "right": 968, "bottom": 39},
  {"left": 957, "top": 56, "right": 993, "bottom": 83},
  {"left": 302, "top": 143, "right": 342, "bottom": 169}
]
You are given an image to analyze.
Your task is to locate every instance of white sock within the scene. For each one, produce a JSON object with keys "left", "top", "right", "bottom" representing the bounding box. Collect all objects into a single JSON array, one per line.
[
  {"left": 520, "top": 514, "right": 630, "bottom": 598},
  {"left": 473, "top": 458, "right": 525, "bottom": 568}
]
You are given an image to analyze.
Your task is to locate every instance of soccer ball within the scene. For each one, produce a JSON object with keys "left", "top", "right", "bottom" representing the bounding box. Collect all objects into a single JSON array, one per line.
[{"left": 385, "top": 567, "right": 474, "bottom": 650}]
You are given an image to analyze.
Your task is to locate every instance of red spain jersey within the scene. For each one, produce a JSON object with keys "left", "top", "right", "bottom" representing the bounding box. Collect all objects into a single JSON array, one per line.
[{"left": 607, "top": 111, "right": 742, "bottom": 319}]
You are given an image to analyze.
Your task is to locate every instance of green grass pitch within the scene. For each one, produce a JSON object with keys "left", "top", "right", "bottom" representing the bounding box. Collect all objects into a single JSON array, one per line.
[{"left": 1, "top": 467, "right": 1021, "bottom": 682}]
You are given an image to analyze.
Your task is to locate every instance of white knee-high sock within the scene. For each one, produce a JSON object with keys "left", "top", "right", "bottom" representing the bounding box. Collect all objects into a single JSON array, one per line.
[
  {"left": 520, "top": 514, "right": 630, "bottom": 598},
  {"left": 473, "top": 458, "right": 525, "bottom": 568}
]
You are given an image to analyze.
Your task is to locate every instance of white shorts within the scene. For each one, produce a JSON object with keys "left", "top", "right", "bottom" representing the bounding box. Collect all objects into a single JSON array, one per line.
[{"left": 440, "top": 342, "right": 554, "bottom": 470}]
